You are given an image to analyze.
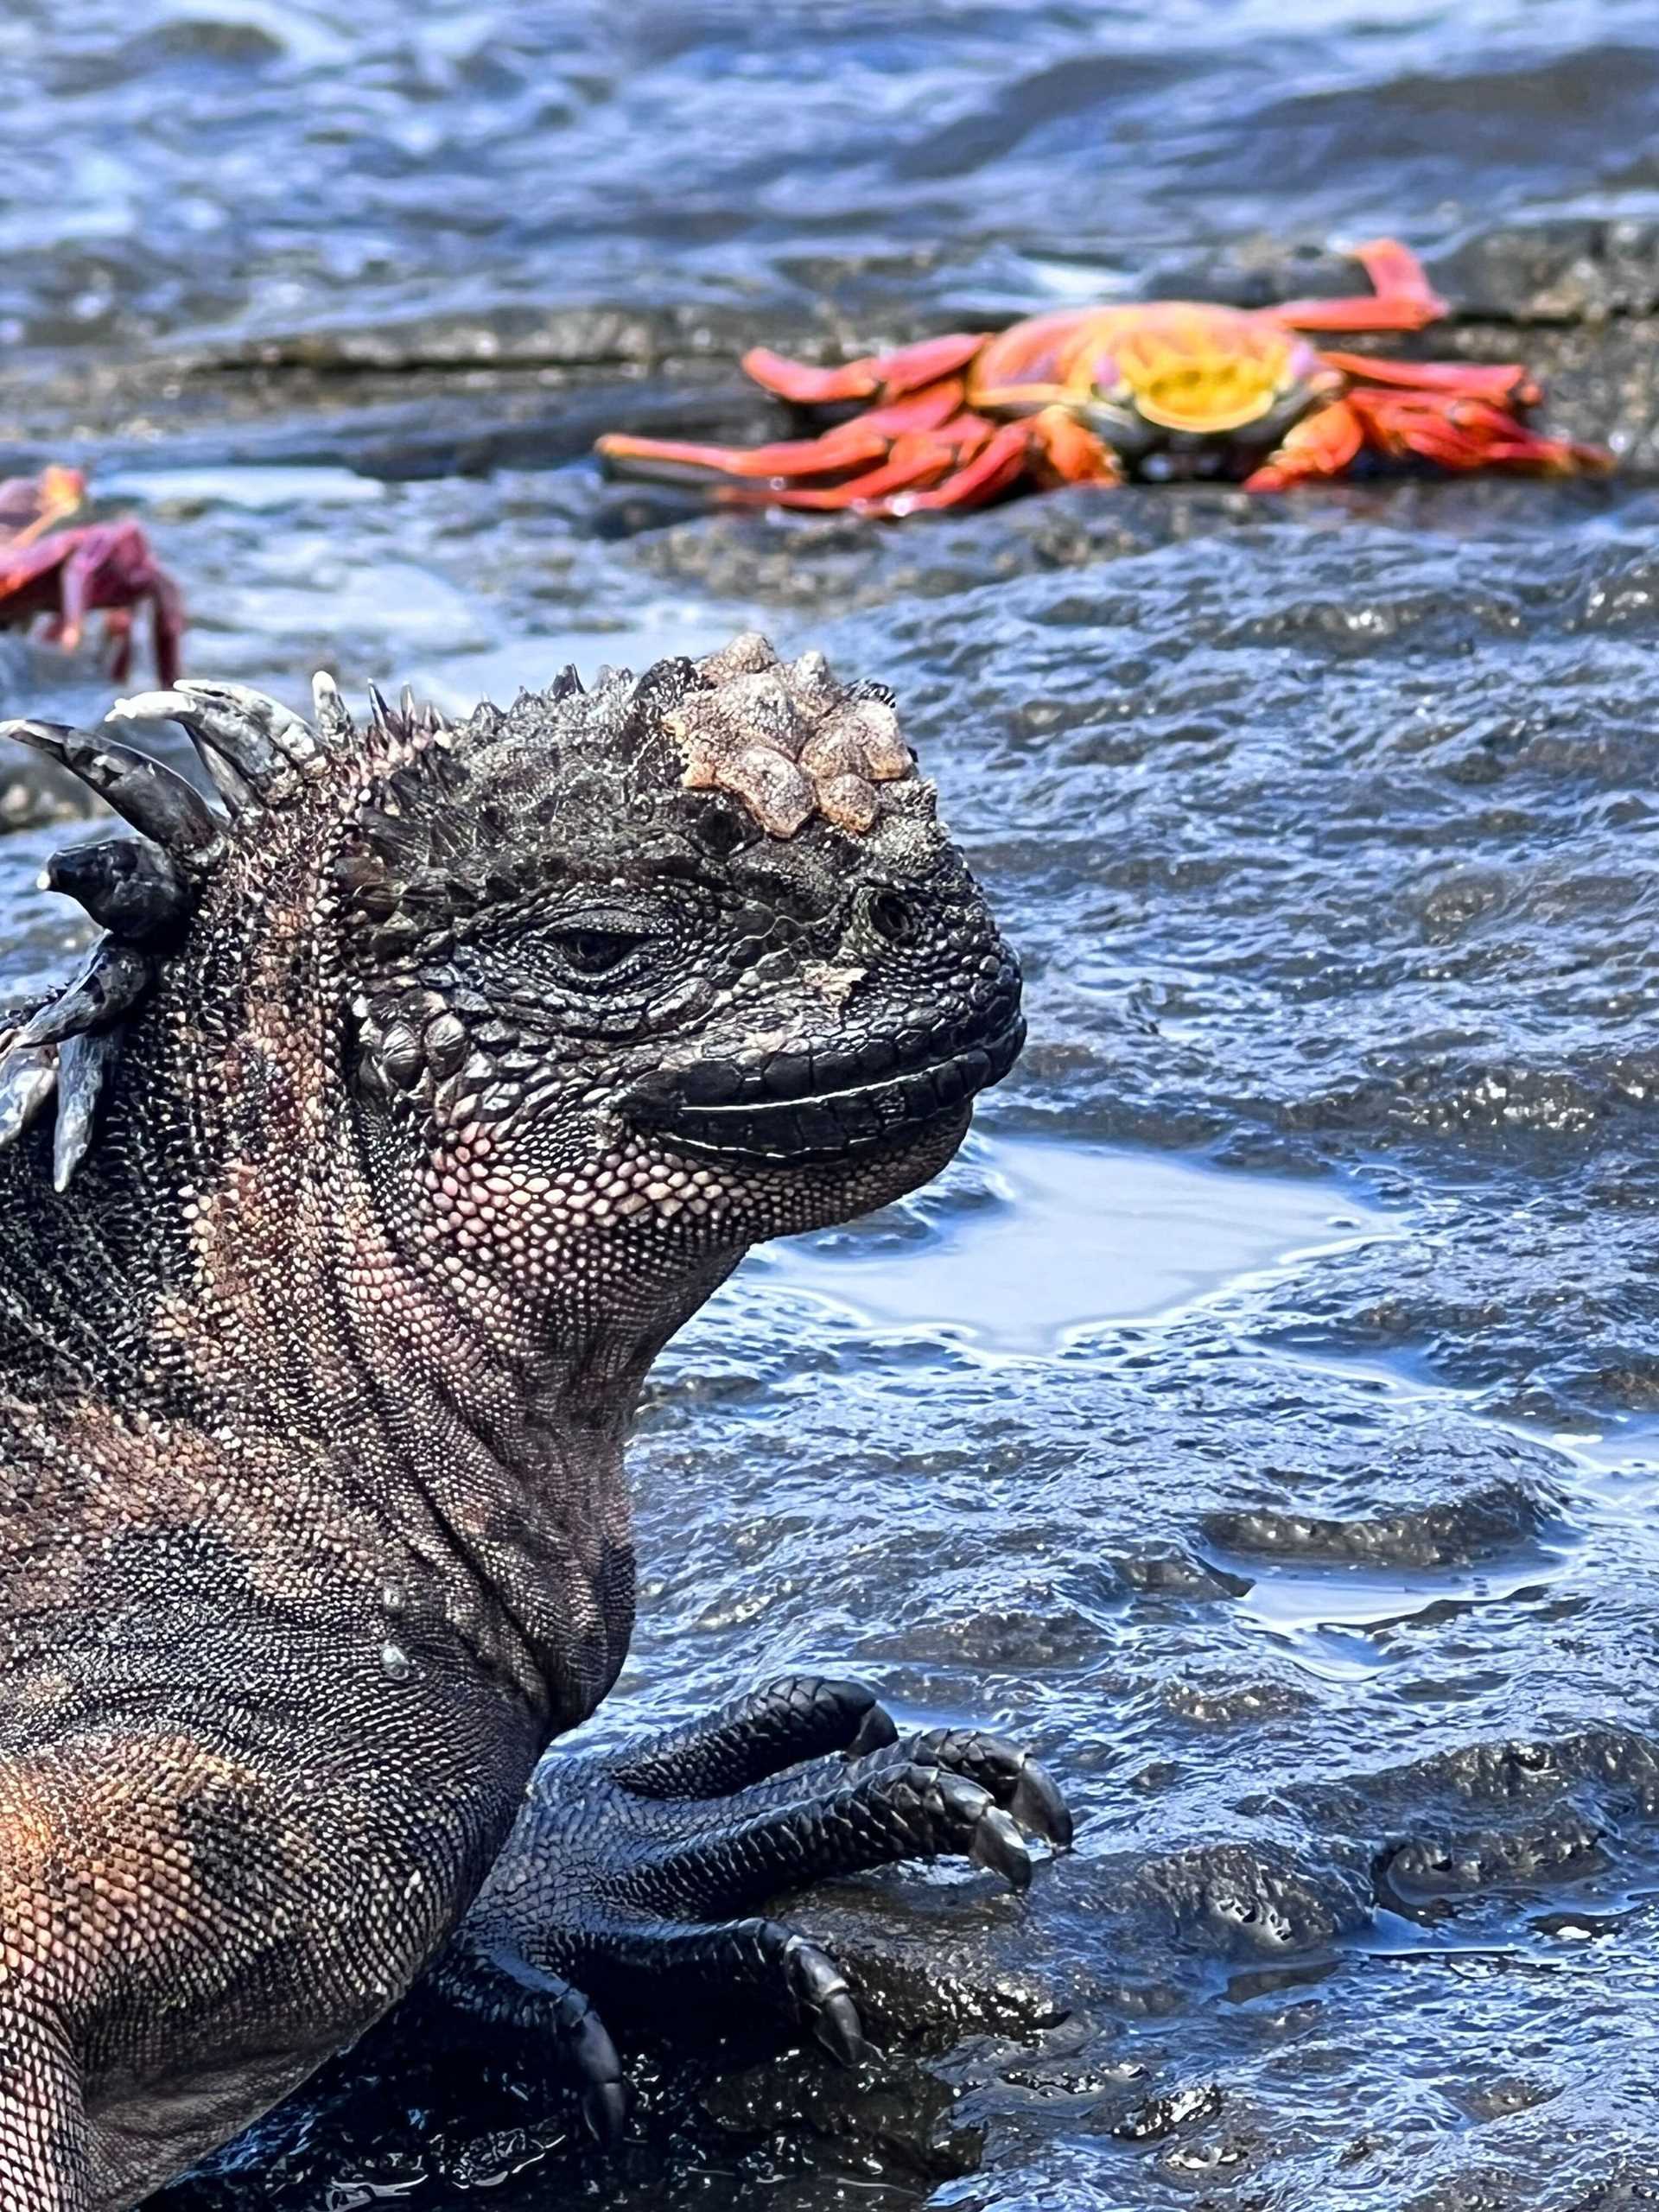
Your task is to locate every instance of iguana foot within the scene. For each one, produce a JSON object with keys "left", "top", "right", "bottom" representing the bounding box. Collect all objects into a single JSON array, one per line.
[{"left": 431, "top": 1675, "right": 1071, "bottom": 2142}]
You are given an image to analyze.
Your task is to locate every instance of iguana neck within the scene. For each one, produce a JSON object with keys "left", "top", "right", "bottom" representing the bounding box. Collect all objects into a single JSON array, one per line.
[
  {"left": 308, "top": 1141, "right": 742, "bottom": 1728},
  {"left": 150, "top": 1065, "right": 743, "bottom": 1729}
]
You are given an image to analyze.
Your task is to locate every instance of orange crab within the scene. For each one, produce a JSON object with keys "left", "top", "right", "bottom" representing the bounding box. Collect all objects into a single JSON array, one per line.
[
  {"left": 0, "top": 465, "right": 184, "bottom": 683},
  {"left": 597, "top": 241, "right": 1611, "bottom": 515}
]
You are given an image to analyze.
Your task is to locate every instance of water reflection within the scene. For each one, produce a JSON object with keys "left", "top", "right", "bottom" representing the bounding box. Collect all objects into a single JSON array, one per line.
[{"left": 753, "top": 1132, "right": 1396, "bottom": 1352}]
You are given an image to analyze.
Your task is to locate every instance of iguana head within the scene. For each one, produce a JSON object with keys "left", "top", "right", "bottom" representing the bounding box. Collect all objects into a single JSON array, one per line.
[{"left": 0, "top": 635, "right": 1021, "bottom": 1335}]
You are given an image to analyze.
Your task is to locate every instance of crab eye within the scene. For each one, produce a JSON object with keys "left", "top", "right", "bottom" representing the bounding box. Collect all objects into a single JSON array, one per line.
[{"left": 554, "top": 927, "right": 641, "bottom": 977}]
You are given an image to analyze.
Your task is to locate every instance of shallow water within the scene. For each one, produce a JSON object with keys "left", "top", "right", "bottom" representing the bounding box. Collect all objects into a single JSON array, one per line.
[
  {"left": 754, "top": 1134, "right": 1394, "bottom": 1350},
  {"left": 7, "top": 3, "right": 1659, "bottom": 2209}
]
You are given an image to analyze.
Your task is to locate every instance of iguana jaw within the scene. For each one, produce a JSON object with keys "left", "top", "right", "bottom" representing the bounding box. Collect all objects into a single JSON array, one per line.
[{"left": 625, "top": 1009, "right": 1026, "bottom": 1167}]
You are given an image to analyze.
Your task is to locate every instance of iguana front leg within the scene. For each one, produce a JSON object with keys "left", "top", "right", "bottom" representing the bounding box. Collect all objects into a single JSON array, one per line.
[
  {"left": 429, "top": 1676, "right": 1071, "bottom": 2140},
  {"left": 0, "top": 2010, "right": 90, "bottom": 2211}
]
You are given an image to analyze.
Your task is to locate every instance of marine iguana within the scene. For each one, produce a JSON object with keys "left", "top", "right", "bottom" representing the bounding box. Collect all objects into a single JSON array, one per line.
[{"left": 0, "top": 633, "right": 1055, "bottom": 2209}]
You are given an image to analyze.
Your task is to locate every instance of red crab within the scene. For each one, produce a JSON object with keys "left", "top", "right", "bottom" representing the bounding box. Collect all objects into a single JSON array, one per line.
[
  {"left": 596, "top": 240, "right": 1611, "bottom": 515},
  {"left": 0, "top": 465, "right": 184, "bottom": 683}
]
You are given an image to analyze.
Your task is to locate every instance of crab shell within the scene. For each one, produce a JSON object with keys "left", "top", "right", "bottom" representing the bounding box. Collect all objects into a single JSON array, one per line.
[{"left": 965, "top": 303, "right": 1344, "bottom": 457}]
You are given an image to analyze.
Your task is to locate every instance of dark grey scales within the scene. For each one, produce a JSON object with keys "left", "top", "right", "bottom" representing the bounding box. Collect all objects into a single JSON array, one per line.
[{"left": 0, "top": 631, "right": 1063, "bottom": 2209}]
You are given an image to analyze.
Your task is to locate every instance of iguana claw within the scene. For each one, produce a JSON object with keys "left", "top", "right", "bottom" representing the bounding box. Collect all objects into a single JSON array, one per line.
[{"left": 430, "top": 1674, "right": 1071, "bottom": 2141}]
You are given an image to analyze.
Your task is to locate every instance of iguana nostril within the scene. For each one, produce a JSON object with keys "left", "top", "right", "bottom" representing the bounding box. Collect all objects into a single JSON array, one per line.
[{"left": 866, "top": 888, "right": 923, "bottom": 948}]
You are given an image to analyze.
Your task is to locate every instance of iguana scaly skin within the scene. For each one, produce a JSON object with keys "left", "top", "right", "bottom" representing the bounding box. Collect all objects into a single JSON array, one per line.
[{"left": 0, "top": 634, "right": 1025, "bottom": 2209}]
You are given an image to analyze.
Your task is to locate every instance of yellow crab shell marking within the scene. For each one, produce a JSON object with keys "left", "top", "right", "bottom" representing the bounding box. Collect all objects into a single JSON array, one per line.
[{"left": 1102, "top": 308, "right": 1306, "bottom": 435}]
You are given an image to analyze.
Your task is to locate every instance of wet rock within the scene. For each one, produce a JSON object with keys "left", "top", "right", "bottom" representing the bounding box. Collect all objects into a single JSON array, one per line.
[
  {"left": 770, "top": 1884, "right": 1079, "bottom": 2040},
  {"left": 11, "top": 222, "right": 1659, "bottom": 486},
  {"left": 1122, "top": 1842, "right": 1375, "bottom": 1961},
  {"left": 1300, "top": 1726, "right": 1659, "bottom": 1905},
  {"left": 1203, "top": 1470, "right": 1563, "bottom": 1570},
  {"left": 1162, "top": 1674, "right": 1316, "bottom": 1730},
  {"left": 0, "top": 370, "right": 772, "bottom": 487},
  {"left": 1109, "top": 2079, "right": 1224, "bottom": 2141},
  {"left": 1381, "top": 1813, "right": 1608, "bottom": 1897},
  {"left": 1109, "top": 1546, "right": 1248, "bottom": 1600},
  {"left": 1433, "top": 219, "right": 1659, "bottom": 324},
  {"left": 696, "top": 2045, "right": 978, "bottom": 2183},
  {"left": 208, "top": 301, "right": 770, "bottom": 378}
]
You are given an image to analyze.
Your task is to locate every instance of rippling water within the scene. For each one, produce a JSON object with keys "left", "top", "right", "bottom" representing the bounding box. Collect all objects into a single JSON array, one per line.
[
  {"left": 10, "top": 0, "right": 1659, "bottom": 353},
  {"left": 7, "top": 2, "right": 1659, "bottom": 2208}
]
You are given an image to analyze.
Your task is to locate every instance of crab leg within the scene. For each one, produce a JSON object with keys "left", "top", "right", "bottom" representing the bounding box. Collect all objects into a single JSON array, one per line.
[
  {"left": 1344, "top": 388, "right": 1612, "bottom": 475},
  {"left": 96, "top": 607, "right": 137, "bottom": 684},
  {"left": 598, "top": 419, "right": 898, "bottom": 483},
  {"left": 55, "top": 526, "right": 185, "bottom": 686},
  {"left": 597, "top": 384, "right": 969, "bottom": 487},
  {"left": 716, "top": 404, "right": 1116, "bottom": 518},
  {"left": 1243, "top": 399, "right": 1368, "bottom": 490},
  {"left": 876, "top": 418, "right": 1059, "bottom": 516},
  {"left": 1317, "top": 350, "right": 1541, "bottom": 404},
  {"left": 1245, "top": 386, "right": 1612, "bottom": 489},
  {"left": 1026, "top": 406, "right": 1125, "bottom": 487},
  {"left": 741, "top": 333, "right": 985, "bottom": 406},
  {"left": 1274, "top": 237, "right": 1448, "bottom": 334},
  {"left": 608, "top": 397, "right": 1124, "bottom": 518},
  {"left": 145, "top": 575, "right": 186, "bottom": 690},
  {"left": 712, "top": 424, "right": 986, "bottom": 512}
]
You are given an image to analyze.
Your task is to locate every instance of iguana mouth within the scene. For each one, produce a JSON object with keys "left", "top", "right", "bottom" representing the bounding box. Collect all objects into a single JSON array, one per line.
[{"left": 626, "top": 1013, "right": 1026, "bottom": 1166}]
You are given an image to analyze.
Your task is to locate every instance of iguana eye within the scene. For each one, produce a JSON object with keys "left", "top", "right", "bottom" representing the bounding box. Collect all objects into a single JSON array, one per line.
[{"left": 553, "top": 927, "right": 643, "bottom": 978}]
